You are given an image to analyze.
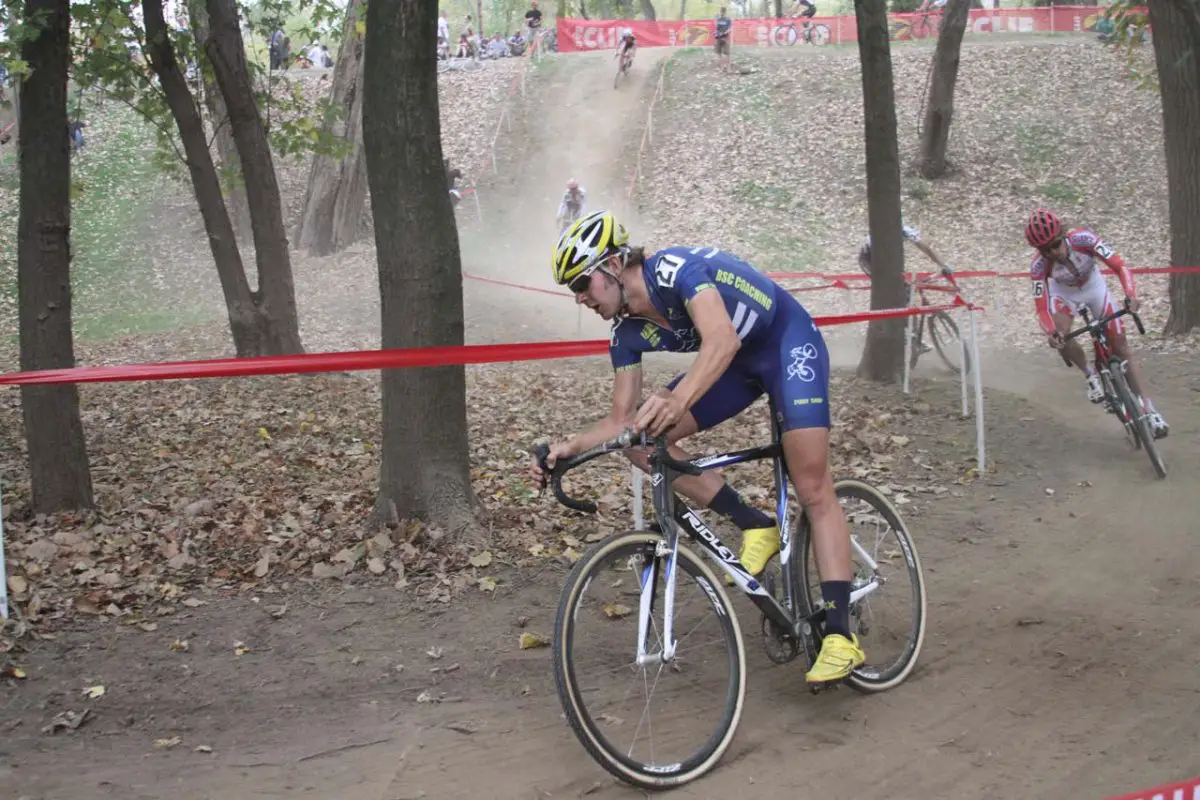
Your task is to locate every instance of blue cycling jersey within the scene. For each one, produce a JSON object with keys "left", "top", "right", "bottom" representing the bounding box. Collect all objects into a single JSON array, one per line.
[
  {"left": 610, "top": 246, "right": 780, "bottom": 370},
  {"left": 609, "top": 246, "right": 832, "bottom": 431}
]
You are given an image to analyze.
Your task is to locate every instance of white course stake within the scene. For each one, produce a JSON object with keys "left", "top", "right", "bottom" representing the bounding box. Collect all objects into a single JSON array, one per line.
[
  {"left": 960, "top": 306, "right": 970, "bottom": 418},
  {"left": 969, "top": 308, "right": 986, "bottom": 472},
  {"left": 902, "top": 274, "right": 915, "bottom": 395},
  {"left": 0, "top": 486, "right": 7, "bottom": 620}
]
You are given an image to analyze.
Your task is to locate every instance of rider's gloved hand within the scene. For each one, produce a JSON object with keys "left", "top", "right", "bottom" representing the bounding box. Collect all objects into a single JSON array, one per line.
[
  {"left": 1048, "top": 331, "right": 1066, "bottom": 350},
  {"left": 530, "top": 441, "right": 572, "bottom": 489},
  {"left": 1125, "top": 295, "right": 1140, "bottom": 313},
  {"left": 940, "top": 263, "right": 955, "bottom": 276}
]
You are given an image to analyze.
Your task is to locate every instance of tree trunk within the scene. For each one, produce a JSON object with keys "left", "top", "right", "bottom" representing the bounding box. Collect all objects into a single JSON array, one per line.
[
  {"left": 18, "top": 0, "right": 94, "bottom": 512},
  {"left": 855, "top": 0, "right": 908, "bottom": 383},
  {"left": 775, "top": 0, "right": 783, "bottom": 18},
  {"left": 1150, "top": 0, "right": 1200, "bottom": 334},
  {"left": 676, "top": 0, "right": 684, "bottom": 19},
  {"left": 580, "top": 0, "right": 590, "bottom": 20},
  {"left": 205, "top": 0, "right": 304, "bottom": 355},
  {"left": 477, "top": 0, "right": 485, "bottom": 35},
  {"left": 917, "top": 0, "right": 970, "bottom": 178},
  {"left": 187, "top": 0, "right": 251, "bottom": 241},
  {"left": 363, "top": 0, "right": 478, "bottom": 530},
  {"left": 638, "top": 0, "right": 658, "bottom": 19},
  {"left": 144, "top": 0, "right": 281, "bottom": 356},
  {"left": 293, "top": 0, "right": 369, "bottom": 256}
]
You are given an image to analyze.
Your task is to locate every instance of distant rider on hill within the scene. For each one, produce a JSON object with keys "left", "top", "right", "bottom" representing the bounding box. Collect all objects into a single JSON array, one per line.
[{"left": 557, "top": 179, "right": 587, "bottom": 231}]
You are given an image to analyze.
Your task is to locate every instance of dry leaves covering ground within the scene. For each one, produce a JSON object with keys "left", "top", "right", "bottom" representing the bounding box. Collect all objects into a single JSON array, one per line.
[
  {"left": 0, "top": 357, "right": 975, "bottom": 650},
  {"left": 640, "top": 40, "right": 1196, "bottom": 354},
  {"left": 0, "top": 38, "right": 1180, "bottom": 645}
]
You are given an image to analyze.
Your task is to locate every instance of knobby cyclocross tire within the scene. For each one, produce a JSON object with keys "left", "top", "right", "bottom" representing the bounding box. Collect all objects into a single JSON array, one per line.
[
  {"left": 927, "top": 311, "right": 970, "bottom": 376},
  {"left": 552, "top": 531, "right": 747, "bottom": 790},
  {"left": 811, "top": 24, "right": 831, "bottom": 45},
  {"left": 1109, "top": 366, "right": 1167, "bottom": 479},
  {"left": 795, "top": 479, "right": 928, "bottom": 693}
]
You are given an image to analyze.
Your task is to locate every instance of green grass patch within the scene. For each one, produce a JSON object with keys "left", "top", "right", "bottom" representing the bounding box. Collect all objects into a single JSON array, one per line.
[
  {"left": 1038, "top": 182, "right": 1083, "bottom": 206},
  {"left": 1013, "top": 121, "right": 1063, "bottom": 169},
  {"left": 906, "top": 178, "right": 932, "bottom": 201},
  {"left": 749, "top": 229, "right": 825, "bottom": 273},
  {"left": 734, "top": 180, "right": 796, "bottom": 211},
  {"left": 0, "top": 103, "right": 202, "bottom": 343}
]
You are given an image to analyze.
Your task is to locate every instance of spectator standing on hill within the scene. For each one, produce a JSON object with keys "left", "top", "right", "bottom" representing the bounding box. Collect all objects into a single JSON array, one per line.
[
  {"left": 525, "top": 0, "right": 543, "bottom": 43},
  {"left": 714, "top": 7, "right": 732, "bottom": 73}
]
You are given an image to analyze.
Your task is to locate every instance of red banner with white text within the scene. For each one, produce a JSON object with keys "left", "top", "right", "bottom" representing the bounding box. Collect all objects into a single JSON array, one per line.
[{"left": 555, "top": 6, "right": 1147, "bottom": 51}]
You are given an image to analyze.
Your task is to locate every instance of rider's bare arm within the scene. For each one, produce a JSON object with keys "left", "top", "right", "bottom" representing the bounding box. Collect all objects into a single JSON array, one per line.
[
  {"left": 912, "top": 239, "right": 948, "bottom": 272},
  {"left": 666, "top": 288, "right": 741, "bottom": 410},
  {"left": 559, "top": 367, "right": 644, "bottom": 457}
]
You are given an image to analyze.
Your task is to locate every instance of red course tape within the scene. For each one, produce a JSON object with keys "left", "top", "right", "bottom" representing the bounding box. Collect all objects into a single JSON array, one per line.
[{"left": 0, "top": 304, "right": 970, "bottom": 387}]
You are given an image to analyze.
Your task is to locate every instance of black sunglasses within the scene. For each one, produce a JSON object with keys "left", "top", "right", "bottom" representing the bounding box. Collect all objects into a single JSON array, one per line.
[
  {"left": 568, "top": 269, "right": 596, "bottom": 295},
  {"left": 1038, "top": 237, "right": 1064, "bottom": 254}
]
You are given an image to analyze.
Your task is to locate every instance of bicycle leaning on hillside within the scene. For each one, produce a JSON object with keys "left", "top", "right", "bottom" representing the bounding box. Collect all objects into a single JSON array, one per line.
[
  {"left": 534, "top": 401, "right": 928, "bottom": 789},
  {"left": 1062, "top": 301, "right": 1166, "bottom": 479}
]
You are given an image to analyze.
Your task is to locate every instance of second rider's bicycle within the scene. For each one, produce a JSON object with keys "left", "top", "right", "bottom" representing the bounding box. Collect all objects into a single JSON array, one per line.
[
  {"left": 535, "top": 400, "right": 927, "bottom": 789},
  {"left": 1063, "top": 301, "right": 1166, "bottom": 478}
]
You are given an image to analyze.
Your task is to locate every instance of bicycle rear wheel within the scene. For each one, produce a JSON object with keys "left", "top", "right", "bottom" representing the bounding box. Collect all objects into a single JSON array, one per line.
[
  {"left": 1110, "top": 366, "right": 1166, "bottom": 478},
  {"left": 811, "top": 23, "right": 831, "bottom": 45},
  {"left": 927, "top": 310, "right": 969, "bottom": 376},
  {"left": 796, "top": 480, "right": 927, "bottom": 693},
  {"left": 553, "top": 531, "right": 747, "bottom": 790}
]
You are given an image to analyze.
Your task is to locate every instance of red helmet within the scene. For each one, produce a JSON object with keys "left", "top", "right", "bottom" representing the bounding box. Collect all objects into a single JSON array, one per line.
[{"left": 1025, "top": 208, "right": 1062, "bottom": 248}]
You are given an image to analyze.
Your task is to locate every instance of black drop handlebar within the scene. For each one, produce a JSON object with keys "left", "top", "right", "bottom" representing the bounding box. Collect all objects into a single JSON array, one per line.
[
  {"left": 1063, "top": 298, "right": 1146, "bottom": 343},
  {"left": 533, "top": 429, "right": 701, "bottom": 514}
]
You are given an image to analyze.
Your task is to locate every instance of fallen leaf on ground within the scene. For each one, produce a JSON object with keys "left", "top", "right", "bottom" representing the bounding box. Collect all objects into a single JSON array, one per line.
[
  {"left": 468, "top": 551, "right": 493, "bottom": 568},
  {"left": 82, "top": 685, "right": 105, "bottom": 699},
  {"left": 154, "top": 736, "right": 182, "bottom": 749},
  {"left": 519, "top": 632, "right": 549, "bottom": 649},
  {"left": 603, "top": 603, "right": 632, "bottom": 619}
]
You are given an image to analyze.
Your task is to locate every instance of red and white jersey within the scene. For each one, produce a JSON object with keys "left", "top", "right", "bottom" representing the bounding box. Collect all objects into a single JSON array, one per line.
[{"left": 1029, "top": 228, "right": 1134, "bottom": 335}]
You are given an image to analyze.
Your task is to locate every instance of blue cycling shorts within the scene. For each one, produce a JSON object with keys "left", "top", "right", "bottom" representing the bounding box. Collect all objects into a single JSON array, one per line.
[{"left": 667, "top": 292, "right": 830, "bottom": 432}]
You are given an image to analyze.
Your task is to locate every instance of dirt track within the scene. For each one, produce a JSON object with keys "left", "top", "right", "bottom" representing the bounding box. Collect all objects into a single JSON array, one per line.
[{"left": 3, "top": 43, "right": 1200, "bottom": 800}]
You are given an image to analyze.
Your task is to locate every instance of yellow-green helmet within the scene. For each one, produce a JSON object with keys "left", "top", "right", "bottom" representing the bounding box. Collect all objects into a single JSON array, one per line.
[{"left": 552, "top": 210, "right": 630, "bottom": 286}]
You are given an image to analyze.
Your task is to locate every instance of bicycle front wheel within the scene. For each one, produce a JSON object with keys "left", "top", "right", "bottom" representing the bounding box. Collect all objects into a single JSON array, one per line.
[
  {"left": 928, "top": 310, "right": 970, "bottom": 375},
  {"left": 811, "top": 23, "right": 831, "bottom": 45},
  {"left": 1110, "top": 366, "right": 1167, "bottom": 478},
  {"left": 553, "top": 530, "right": 747, "bottom": 790},
  {"left": 796, "top": 479, "right": 927, "bottom": 693}
]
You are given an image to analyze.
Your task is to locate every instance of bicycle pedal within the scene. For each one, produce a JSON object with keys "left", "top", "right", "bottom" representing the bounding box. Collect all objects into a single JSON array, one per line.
[{"left": 808, "top": 679, "right": 844, "bottom": 695}]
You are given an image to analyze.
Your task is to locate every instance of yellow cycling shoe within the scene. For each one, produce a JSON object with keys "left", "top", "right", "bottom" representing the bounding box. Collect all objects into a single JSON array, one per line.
[
  {"left": 804, "top": 633, "right": 865, "bottom": 684},
  {"left": 725, "top": 526, "right": 779, "bottom": 585}
]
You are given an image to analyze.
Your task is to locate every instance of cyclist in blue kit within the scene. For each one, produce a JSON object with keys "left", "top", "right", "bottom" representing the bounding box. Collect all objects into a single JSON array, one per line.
[{"left": 531, "top": 210, "right": 864, "bottom": 684}]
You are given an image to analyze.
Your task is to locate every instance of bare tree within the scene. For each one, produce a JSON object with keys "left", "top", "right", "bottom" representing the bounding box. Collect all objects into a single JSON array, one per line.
[
  {"left": 293, "top": 0, "right": 369, "bottom": 255},
  {"left": 144, "top": 0, "right": 290, "bottom": 357},
  {"left": 1148, "top": 0, "right": 1200, "bottom": 334},
  {"left": 855, "top": 0, "right": 908, "bottom": 382},
  {"left": 186, "top": 0, "right": 252, "bottom": 240},
  {"left": 363, "top": 0, "right": 479, "bottom": 529},
  {"left": 18, "top": 0, "right": 94, "bottom": 511},
  {"left": 917, "top": 0, "right": 971, "bottom": 178},
  {"left": 204, "top": 0, "right": 304, "bottom": 354}
]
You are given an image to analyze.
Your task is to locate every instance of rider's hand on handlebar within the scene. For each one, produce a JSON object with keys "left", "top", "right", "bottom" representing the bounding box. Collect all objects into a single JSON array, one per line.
[
  {"left": 635, "top": 390, "right": 686, "bottom": 437},
  {"left": 530, "top": 441, "right": 573, "bottom": 489},
  {"left": 1048, "top": 331, "right": 1066, "bottom": 350},
  {"left": 1125, "top": 296, "right": 1140, "bottom": 313},
  {"left": 940, "top": 263, "right": 955, "bottom": 277}
]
